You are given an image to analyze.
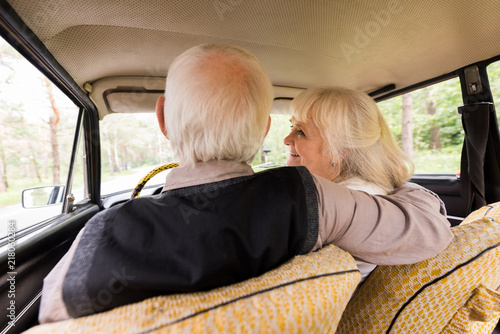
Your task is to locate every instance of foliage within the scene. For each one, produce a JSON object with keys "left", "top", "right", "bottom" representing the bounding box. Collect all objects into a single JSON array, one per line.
[
  {"left": 378, "top": 77, "right": 464, "bottom": 173},
  {"left": 488, "top": 61, "right": 500, "bottom": 120}
]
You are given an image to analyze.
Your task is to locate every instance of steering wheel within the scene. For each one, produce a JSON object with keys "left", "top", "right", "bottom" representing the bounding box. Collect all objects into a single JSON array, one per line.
[{"left": 130, "top": 162, "right": 179, "bottom": 199}]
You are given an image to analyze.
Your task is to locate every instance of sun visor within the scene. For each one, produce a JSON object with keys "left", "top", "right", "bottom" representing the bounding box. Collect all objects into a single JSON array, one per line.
[
  {"left": 87, "top": 76, "right": 166, "bottom": 119},
  {"left": 88, "top": 76, "right": 303, "bottom": 119},
  {"left": 104, "top": 90, "right": 163, "bottom": 114}
]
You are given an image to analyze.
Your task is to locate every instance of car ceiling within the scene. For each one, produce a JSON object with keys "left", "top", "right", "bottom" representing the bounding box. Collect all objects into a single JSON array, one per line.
[{"left": 5, "top": 0, "right": 500, "bottom": 104}]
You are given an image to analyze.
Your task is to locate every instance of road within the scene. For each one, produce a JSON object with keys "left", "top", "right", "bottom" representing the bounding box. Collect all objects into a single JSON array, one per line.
[{"left": 0, "top": 166, "right": 169, "bottom": 239}]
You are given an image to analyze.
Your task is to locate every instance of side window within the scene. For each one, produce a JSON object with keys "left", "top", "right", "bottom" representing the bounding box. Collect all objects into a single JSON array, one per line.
[
  {"left": 0, "top": 38, "right": 83, "bottom": 238},
  {"left": 487, "top": 60, "right": 500, "bottom": 123},
  {"left": 377, "top": 77, "right": 463, "bottom": 174}
]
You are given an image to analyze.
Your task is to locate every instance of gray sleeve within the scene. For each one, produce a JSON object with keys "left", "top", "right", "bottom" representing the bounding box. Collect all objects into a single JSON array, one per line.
[
  {"left": 62, "top": 211, "right": 108, "bottom": 318},
  {"left": 313, "top": 176, "right": 453, "bottom": 265},
  {"left": 38, "top": 228, "right": 85, "bottom": 323}
]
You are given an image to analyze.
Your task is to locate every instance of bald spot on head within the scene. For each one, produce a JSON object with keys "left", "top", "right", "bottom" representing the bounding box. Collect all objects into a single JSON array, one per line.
[{"left": 194, "top": 50, "right": 252, "bottom": 97}]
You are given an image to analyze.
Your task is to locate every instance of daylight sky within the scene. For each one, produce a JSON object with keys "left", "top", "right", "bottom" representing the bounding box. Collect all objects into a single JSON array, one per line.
[{"left": 0, "top": 37, "right": 76, "bottom": 124}]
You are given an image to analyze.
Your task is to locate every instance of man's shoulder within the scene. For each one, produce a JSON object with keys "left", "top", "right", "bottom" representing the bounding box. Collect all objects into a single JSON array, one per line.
[
  {"left": 86, "top": 195, "right": 165, "bottom": 227},
  {"left": 84, "top": 166, "right": 316, "bottom": 229}
]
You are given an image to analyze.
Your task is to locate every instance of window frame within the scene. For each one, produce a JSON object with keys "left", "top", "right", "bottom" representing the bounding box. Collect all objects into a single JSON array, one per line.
[{"left": 0, "top": 14, "right": 101, "bottom": 242}]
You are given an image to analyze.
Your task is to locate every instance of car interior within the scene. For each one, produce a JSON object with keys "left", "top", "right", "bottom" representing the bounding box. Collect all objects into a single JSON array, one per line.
[{"left": 0, "top": 0, "right": 499, "bottom": 333}]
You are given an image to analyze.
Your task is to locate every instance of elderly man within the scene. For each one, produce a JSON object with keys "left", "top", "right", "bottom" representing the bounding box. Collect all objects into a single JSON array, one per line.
[{"left": 39, "top": 44, "right": 452, "bottom": 322}]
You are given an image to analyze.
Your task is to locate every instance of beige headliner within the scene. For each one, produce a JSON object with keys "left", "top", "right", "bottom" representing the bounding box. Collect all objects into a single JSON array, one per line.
[{"left": 7, "top": 0, "right": 500, "bottom": 117}]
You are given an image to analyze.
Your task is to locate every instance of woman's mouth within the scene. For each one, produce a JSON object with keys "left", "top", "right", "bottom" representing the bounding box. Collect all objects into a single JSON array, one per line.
[{"left": 290, "top": 152, "right": 300, "bottom": 157}]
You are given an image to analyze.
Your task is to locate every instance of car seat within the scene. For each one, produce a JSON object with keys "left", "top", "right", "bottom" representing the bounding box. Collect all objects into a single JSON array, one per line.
[
  {"left": 336, "top": 202, "right": 500, "bottom": 334},
  {"left": 23, "top": 244, "right": 360, "bottom": 333}
]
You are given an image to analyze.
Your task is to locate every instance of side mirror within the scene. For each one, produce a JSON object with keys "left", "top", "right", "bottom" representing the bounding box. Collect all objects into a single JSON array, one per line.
[{"left": 22, "top": 185, "right": 65, "bottom": 208}]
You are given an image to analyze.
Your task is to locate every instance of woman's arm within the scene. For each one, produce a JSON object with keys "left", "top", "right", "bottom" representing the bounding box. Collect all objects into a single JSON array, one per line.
[{"left": 312, "top": 175, "right": 453, "bottom": 265}]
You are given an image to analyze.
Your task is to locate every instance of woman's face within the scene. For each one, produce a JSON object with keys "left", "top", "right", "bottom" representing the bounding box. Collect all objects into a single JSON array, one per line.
[{"left": 283, "top": 117, "right": 338, "bottom": 180}]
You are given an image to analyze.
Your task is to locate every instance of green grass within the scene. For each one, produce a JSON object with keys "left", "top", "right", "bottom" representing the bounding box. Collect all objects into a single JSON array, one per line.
[
  {"left": 413, "top": 145, "right": 462, "bottom": 175},
  {"left": 101, "top": 168, "right": 135, "bottom": 182}
]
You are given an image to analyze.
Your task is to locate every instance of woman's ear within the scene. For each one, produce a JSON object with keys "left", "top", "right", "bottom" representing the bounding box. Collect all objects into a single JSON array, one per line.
[
  {"left": 156, "top": 96, "right": 168, "bottom": 138},
  {"left": 333, "top": 149, "right": 349, "bottom": 166}
]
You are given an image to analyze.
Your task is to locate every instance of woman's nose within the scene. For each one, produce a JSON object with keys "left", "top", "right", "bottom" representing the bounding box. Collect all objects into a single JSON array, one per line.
[{"left": 283, "top": 132, "right": 292, "bottom": 146}]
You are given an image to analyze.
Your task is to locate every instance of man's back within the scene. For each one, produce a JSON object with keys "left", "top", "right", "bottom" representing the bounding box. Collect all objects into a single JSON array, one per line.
[{"left": 62, "top": 166, "right": 319, "bottom": 317}]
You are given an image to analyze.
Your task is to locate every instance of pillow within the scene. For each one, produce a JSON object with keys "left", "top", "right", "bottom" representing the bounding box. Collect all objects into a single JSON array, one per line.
[
  {"left": 25, "top": 244, "right": 360, "bottom": 333},
  {"left": 336, "top": 202, "right": 500, "bottom": 334},
  {"left": 441, "top": 284, "right": 500, "bottom": 333}
]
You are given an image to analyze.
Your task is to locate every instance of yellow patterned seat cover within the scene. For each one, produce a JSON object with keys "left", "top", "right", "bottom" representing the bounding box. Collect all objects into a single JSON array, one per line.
[
  {"left": 337, "top": 202, "right": 500, "bottom": 334},
  {"left": 24, "top": 244, "right": 360, "bottom": 334}
]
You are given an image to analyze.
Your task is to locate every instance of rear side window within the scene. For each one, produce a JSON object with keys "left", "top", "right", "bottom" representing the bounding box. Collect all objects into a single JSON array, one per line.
[
  {"left": 377, "top": 77, "right": 463, "bottom": 174},
  {"left": 487, "top": 60, "right": 500, "bottom": 124}
]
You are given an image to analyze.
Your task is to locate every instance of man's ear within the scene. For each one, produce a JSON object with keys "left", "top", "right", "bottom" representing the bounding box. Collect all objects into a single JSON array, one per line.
[
  {"left": 264, "top": 116, "right": 271, "bottom": 137},
  {"left": 156, "top": 96, "right": 168, "bottom": 138}
]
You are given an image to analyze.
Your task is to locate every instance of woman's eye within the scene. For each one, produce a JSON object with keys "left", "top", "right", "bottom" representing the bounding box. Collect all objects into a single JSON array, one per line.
[{"left": 290, "top": 125, "right": 305, "bottom": 137}]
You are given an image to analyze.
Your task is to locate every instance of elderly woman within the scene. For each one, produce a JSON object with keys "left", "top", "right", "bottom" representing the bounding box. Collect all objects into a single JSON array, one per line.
[{"left": 284, "top": 86, "right": 417, "bottom": 280}]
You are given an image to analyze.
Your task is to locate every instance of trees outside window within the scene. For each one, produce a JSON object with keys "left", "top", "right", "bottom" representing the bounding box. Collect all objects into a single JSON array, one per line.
[{"left": 378, "top": 77, "right": 463, "bottom": 174}]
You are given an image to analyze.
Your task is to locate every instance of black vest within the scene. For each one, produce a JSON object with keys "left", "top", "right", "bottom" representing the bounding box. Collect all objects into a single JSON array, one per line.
[{"left": 63, "top": 166, "right": 319, "bottom": 317}]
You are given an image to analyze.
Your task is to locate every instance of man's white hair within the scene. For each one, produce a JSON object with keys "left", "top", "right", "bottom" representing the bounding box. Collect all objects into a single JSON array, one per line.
[{"left": 164, "top": 44, "right": 273, "bottom": 166}]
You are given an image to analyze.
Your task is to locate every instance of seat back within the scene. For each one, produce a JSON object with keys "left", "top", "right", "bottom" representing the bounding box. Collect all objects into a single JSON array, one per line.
[
  {"left": 337, "top": 202, "right": 500, "bottom": 334},
  {"left": 25, "top": 244, "right": 360, "bottom": 334}
]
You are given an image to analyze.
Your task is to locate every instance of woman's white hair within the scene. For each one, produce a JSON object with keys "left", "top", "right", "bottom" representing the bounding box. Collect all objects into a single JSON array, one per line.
[
  {"left": 292, "top": 87, "right": 414, "bottom": 191},
  {"left": 163, "top": 44, "right": 273, "bottom": 166}
]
